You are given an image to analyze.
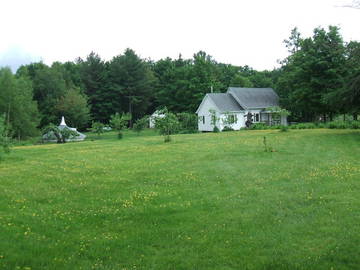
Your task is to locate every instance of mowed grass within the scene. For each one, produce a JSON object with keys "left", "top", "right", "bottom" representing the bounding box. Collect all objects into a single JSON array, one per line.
[{"left": 1, "top": 129, "right": 360, "bottom": 270}]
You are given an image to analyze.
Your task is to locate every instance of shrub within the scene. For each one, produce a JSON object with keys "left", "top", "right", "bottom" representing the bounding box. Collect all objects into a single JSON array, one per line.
[
  {"left": 305, "top": 123, "right": 316, "bottom": 129},
  {"left": 213, "top": 126, "right": 220, "bottom": 133},
  {"left": 351, "top": 121, "right": 360, "bottom": 129},
  {"left": 270, "top": 125, "right": 282, "bottom": 130},
  {"left": 0, "top": 115, "right": 11, "bottom": 159},
  {"left": 222, "top": 126, "right": 234, "bottom": 132},
  {"left": 91, "top": 121, "right": 104, "bottom": 136},
  {"left": 177, "top": 112, "right": 198, "bottom": 134},
  {"left": 287, "top": 121, "right": 360, "bottom": 130},
  {"left": 327, "top": 121, "right": 348, "bottom": 129},
  {"left": 250, "top": 123, "right": 268, "bottom": 130},
  {"left": 110, "top": 113, "right": 131, "bottom": 139},
  {"left": 154, "top": 109, "right": 180, "bottom": 142},
  {"left": 280, "top": 125, "right": 289, "bottom": 132},
  {"left": 295, "top": 123, "right": 316, "bottom": 129},
  {"left": 315, "top": 123, "right": 326, "bottom": 128},
  {"left": 133, "top": 116, "right": 149, "bottom": 135}
]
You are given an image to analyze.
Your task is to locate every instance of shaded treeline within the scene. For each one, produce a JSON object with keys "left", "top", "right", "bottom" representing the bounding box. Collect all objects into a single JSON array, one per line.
[{"left": 0, "top": 26, "right": 359, "bottom": 139}]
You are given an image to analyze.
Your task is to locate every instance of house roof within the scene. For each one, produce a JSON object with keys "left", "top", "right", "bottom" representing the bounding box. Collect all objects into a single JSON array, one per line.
[
  {"left": 227, "top": 87, "right": 279, "bottom": 109},
  {"left": 207, "top": 93, "right": 243, "bottom": 112}
]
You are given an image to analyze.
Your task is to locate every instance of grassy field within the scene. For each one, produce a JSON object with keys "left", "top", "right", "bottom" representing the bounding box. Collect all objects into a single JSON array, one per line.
[{"left": 1, "top": 129, "right": 360, "bottom": 270}]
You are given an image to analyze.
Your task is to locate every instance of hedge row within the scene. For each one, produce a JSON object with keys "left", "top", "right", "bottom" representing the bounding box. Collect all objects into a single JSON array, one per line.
[{"left": 244, "top": 121, "right": 360, "bottom": 130}]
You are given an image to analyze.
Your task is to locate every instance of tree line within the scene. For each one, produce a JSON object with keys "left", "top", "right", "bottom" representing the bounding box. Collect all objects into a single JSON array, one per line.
[{"left": 0, "top": 26, "right": 359, "bottom": 139}]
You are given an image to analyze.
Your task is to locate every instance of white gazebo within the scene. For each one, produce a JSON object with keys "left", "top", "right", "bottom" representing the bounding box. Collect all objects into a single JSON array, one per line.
[{"left": 42, "top": 116, "right": 86, "bottom": 142}]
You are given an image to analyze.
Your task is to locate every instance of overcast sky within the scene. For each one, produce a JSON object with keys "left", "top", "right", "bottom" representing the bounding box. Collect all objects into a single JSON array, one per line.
[{"left": 1, "top": 0, "right": 359, "bottom": 72}]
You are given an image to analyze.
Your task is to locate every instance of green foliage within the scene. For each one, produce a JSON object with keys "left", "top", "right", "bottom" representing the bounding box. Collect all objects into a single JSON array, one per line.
[
  {"left": 230, "top": 74, "right": 253, "bottom": 87},
  {"left": 30, "top": 64, "right": 68, "bottom": 126},
  {"left": 177, "top": 112, "right": 198, "bottom": 134},
  {"left": 108, "top": 49, "right": 155, "bottom": 124},
  {"left": 132, "top": 116, "right": 149, "bottom": 135},
  {"left": 327, "top": 121, "right": 350, "bottom": 129},
  {"left": 11, "top": 37, "right": 360, "bottom": 131},
  {"left": 249, "top": 123, "right": 269, "bottom": 130},
  {"left": 209, "top": 109, "right": 220, "bottom": 130},
  {"left": 266, "top": 106, "right": 290, "bottom": 117},
  {"left": 222, "top": 126, "right": 234, "bottom": 132},
  {"left": 0, "top": 67, "right": 40, "bottom": 139},
  {"left": 78, "top": 52, "right": 111, "bottom": 123},
  {"left": 280, "top": 125, "right": 289, "bottom": 132},
  {"left": 110, "top": 112, "right": 131, "bottom": 139},
  {"left": 213, "top": 126, "right": 220, "bottom": 133},
  {"left": 91, "top": 121, "right": 104, "bottom": 136},
  {"left": 55, "top": 88, "right": 91, "bottom": 130},
  {"left": 154, "top": 109, "right": 180, "bottom": 142},
  {"left": 42, "top": 123, "right": 79, "bottom": 143},
  {"left": 278, "top": 26, "right": 347, "bottom": 121},
  {"left": 0, "top": 114, "right": 11, "bottom": 159},
  {"left": 287, "top": 121, "right": 360, "bottom": 130}
]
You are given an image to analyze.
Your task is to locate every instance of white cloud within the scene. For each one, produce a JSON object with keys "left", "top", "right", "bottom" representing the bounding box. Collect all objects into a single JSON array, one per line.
[{"left": 1, "top": 0, "right": 359, "bottom": 71}]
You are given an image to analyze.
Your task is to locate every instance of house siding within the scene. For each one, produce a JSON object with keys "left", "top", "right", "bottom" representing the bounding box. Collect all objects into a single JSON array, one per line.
[
  {"left": 197, "top": 96, "right": 219, "bottom": 131},
  {"left": 219, "top": 112, "right": 245, "bottom": 130},
  {"left": 197, "top": 96, "right": 246, "bottom": 131}
]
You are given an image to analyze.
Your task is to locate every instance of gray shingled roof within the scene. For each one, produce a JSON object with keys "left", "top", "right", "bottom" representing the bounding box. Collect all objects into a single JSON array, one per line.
[
  {"left": 207, "top": 93, "right": 243, "bottom": 112},
  {"left": 227, "top": 87, "right": 279, "bottom": 109}
]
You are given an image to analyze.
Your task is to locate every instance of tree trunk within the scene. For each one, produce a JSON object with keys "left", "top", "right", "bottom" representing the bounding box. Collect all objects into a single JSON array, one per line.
[{"left": 353, "top": 113, "right": 358, "bottom": 121}]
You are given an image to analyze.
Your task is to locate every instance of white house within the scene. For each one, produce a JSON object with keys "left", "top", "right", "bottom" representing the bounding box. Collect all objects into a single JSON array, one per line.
[{"left": 196, "top": 87, "right": 287, "bottom": 131}]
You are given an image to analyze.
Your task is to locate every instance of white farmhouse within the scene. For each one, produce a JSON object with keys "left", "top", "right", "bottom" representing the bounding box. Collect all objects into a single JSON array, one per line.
[{"left": 196, "top": 87, "right": 287, "bottom": 131}]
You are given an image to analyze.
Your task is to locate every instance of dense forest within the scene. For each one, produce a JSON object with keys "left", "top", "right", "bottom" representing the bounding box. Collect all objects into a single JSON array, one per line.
[{"left": 0, "top": 26, "right": 359, "bottom": 139}]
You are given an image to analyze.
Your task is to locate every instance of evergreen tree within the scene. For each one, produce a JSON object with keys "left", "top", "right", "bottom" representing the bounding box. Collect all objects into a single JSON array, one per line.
[
  {"left": 108, "top": 49, "right": 155, "bottom": 125},
  {"left": 79, "top": 52, "right": 111, "bottom": 122}
]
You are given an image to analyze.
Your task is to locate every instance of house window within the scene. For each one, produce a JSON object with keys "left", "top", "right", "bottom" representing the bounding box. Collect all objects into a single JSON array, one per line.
[
  {"left": 211, "top": 115, "right": 216, "bottom": 124},
  {"left": 254, "top": 113, "right": 260, "bottom": 122},
  {"left": 202, "top": 116, "right": 205, "bottom": 124},
  {"left": 229, "top": 115, "right": 237, "bottom": 124}
]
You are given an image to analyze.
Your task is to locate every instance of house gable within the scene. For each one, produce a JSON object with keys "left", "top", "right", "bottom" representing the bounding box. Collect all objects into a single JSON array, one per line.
[
  {"left": 196, "top": 93, "right": 243, "bottom": 114},
  {"left": 196, "top": 94, "right": 221, "bottom": 115}
]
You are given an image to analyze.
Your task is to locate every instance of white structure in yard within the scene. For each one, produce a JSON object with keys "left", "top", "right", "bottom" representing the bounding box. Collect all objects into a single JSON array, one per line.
[
  {"left": 196, "top": 87, "right": 287, "bottom": 131},
  {"left": 149, "top": 110, "right": 165, "bottom": 128},
  {"left": 42, "top": 116, "right": 86, "bottom": 142}
]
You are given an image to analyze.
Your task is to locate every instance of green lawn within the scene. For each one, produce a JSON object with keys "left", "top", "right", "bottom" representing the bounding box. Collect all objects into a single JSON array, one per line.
[{"left": 1, "top": 129, "right": 360, "bottom": 270}]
